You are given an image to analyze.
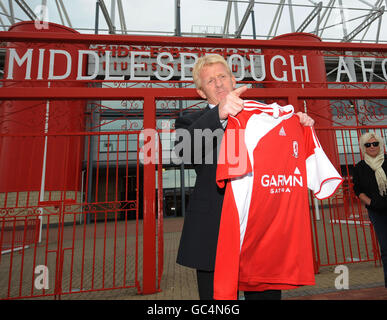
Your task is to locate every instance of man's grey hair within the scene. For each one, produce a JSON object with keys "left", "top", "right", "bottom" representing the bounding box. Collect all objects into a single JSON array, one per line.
[{"left": 192, "top": 54, "right": 232, "bottom": 89}]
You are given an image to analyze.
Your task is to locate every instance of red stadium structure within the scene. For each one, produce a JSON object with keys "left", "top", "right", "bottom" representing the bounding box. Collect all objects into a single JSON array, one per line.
[
  {"left": 1, "top": 22, "right": 87, "bottom": 193},
  {"left": 0, "top": 22, "right": 386, "bottom": 299}
]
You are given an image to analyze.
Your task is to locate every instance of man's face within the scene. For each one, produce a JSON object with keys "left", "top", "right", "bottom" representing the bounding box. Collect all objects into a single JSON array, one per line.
[{"left": 196, "top": 63, "right": 236, "bottom": 105}]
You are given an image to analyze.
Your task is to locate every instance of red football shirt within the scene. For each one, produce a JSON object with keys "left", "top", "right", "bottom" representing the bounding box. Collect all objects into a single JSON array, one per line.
[{"left": 214, "top": 101, "right": 343, "bottom": 300}]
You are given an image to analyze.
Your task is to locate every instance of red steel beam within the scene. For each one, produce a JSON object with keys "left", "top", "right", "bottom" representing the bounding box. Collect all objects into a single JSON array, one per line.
[
  {"left": 1, "top": 31, "right": 387, "bottom": 52},
  {"left": 0, "top": 87, "right": 387, "bottom": 100}
]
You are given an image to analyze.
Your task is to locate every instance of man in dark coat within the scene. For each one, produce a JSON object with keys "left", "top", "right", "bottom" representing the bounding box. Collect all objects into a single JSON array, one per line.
[{"left": 174, "top": 54, "right": 314, "bottom": 300}]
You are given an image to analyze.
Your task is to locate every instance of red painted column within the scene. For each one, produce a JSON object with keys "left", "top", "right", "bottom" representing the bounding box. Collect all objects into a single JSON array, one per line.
[
  {"left": 288, "top": 95, "right": 299, "bottom": 111},
  {"left": 0, "top": 21, "right": 87, "bottom": 193},
  {"left": 142, "top": 96, "right": 157, "bottom": 294}
]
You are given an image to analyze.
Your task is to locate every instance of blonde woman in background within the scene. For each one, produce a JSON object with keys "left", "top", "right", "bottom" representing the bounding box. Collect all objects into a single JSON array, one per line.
[{"left": 353, "top": 132, "right": 387, "bottom": 288}]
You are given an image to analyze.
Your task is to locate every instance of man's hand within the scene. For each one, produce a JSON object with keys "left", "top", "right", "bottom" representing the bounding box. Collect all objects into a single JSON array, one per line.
[
  {"left": 296, "top": 112, "right": 315, "bottom": 127},
  {"left": 218, "top": 86, "right": 248, "bottom": 120}
]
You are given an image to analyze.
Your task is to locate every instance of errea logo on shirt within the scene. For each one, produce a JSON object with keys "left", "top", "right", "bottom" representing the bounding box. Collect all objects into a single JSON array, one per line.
[{"left": 260, "top": 167, "right": 303, "bottom": 194}]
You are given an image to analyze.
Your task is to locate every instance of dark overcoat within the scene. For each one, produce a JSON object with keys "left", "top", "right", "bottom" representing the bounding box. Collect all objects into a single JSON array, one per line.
[{"left": 175, "top": 106, "right": 225, "bottom": 271}]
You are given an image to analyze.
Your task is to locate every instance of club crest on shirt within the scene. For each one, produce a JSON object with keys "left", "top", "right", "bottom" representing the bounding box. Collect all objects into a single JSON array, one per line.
[{"left": 293, "top": 141, "right": 299, "bottom": 158}]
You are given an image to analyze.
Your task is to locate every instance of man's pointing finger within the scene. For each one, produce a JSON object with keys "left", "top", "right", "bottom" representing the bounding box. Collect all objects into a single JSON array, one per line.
[{"left": 233, "top": 85, "right": 248, "bottom": 97}]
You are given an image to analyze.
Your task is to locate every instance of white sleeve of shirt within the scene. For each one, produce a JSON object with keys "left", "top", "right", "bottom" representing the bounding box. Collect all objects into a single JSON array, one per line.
[{"left": 306, "top": 147, "right": 343, "bottom": 200}]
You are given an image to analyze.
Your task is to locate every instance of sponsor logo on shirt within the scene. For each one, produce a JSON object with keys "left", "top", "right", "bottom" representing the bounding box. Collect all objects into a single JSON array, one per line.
[{"left": 260, "top": 167, "right": 303, "bottom": 194}]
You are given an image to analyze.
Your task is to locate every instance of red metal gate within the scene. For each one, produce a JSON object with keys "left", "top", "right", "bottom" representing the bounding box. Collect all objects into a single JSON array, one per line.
[
  {"left": 0, "top": 131, "right": 164, "bottom": 299},
  {"left": 311, "top": 126, "right": 385, "bottom": 272}
]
